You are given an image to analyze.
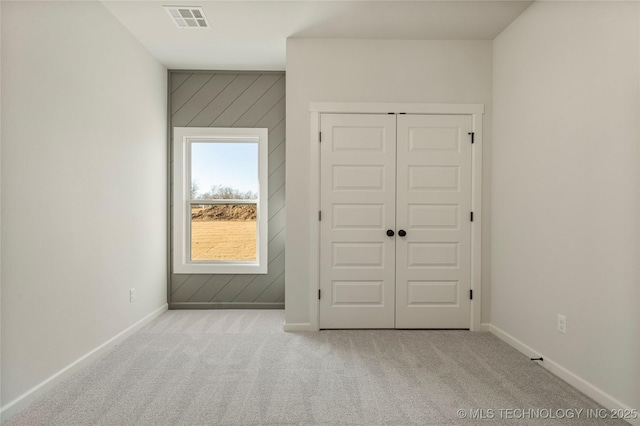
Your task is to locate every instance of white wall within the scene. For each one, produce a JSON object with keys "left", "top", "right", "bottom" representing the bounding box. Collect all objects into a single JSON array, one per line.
[
  {"left": 1, "top": 0, "right": 167, "bottom": 416},
  {"left": 492, "top": 1, "right": 640, "bottom": 411},
  {"left": 285, "top": 39, "right": 492, "bottom": 329},
  {"left": 0, "top": 1, "right": 3, "bottom": 411}
]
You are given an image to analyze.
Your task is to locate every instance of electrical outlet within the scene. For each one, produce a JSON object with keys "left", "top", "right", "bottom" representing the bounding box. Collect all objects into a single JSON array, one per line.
[
  {"left": 129, "top": 288, "right": 136, "bottom": 303},
  {"left": 557, "top": 314, "right": 566, "bottom": 334}
]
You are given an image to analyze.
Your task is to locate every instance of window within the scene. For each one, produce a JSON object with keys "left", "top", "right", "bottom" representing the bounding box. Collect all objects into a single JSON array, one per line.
[{"left": 173, "top": 127, "right": 268, "bottom": 274}]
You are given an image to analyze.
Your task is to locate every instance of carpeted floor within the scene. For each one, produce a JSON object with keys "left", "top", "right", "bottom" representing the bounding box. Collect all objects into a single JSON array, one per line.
[{"left": 5, "top": 310, "right": 628, "bottom": 425}]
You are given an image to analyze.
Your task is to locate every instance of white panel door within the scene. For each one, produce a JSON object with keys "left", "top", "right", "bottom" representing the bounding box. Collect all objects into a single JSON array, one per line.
[
  {"left": 319, "top": 114, "right": 397, "bottom": 329},
  {"left": 395, "top": 115, "right": 472, "bottom": 328}
]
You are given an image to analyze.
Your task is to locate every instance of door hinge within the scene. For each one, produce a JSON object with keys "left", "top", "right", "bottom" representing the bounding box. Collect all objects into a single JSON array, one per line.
[
  {"left": 319, "top": 211, "right": 322, "bottom": 221},
  {"left": 470, "top": 211, "right": 474, "bottom": 222},
  {"left": 319, "top": 132, "right": 322, "bottom": 142},
  {"left": 470, "top": 289, "right": 473, "bottom": 300},
  {"left": 469, "top": 132, "right": 475, "bottom": 144},
  {"left": 318, "top": 289, "right": 321, "bottom": 300}
]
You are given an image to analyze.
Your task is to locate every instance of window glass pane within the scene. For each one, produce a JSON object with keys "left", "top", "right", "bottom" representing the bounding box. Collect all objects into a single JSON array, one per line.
[
  {"left": 191, "top": 142, "right": 258, "bottom": 200},
  {"left": 191, "top": 204, "right": 257, "bottom": 261},
  {"left": 174, "top": 127, "right": 268, "bottom": 274}
]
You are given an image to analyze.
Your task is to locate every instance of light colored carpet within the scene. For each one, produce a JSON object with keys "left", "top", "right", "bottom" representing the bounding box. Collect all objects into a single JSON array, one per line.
[{"left": 6, "top": 310, "right": 627, "bottom": 425}]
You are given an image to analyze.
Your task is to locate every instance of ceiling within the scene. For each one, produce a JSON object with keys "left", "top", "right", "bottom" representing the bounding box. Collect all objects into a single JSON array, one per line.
[{"left": 101, "top": 1, "right": 533, "bottom": 70}]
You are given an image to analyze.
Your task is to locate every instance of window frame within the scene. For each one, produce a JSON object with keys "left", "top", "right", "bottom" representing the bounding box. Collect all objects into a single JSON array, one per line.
[{"left": 173, "top": 127, "right": 268, "bottom": 274}]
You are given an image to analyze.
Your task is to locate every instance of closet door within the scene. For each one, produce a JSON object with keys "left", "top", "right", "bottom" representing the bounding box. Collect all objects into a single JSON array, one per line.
[
  {"left": 319, "top": 114, "right": 397, "bottom": 329},
  {"left": 395, "top": 115, "right": 473, "bottom": 329}
]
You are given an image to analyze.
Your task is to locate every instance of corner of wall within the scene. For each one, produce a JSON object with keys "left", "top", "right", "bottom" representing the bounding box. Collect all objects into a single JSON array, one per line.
[
  {"left": 0, "top": 305, "right": 167, "bottom": 422},
  {"left": 1, "top": 1, "right": 168, "bottom": 419},
  {"left": 491, "top": 0, "right": 640, "bottom": 413},
  {"left": 0, "top": 0, "right": 4, "bottom": 418}
]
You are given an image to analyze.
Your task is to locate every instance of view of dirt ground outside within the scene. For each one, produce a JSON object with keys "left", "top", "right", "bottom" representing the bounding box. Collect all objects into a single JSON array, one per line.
[{"left": 191, "top": 204, "right": 257, "bottom": 261}]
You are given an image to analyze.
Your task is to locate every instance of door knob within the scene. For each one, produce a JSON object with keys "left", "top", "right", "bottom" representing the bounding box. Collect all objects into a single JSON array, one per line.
[
  {"left": 386, "top": 229, "right": 395, "bottom": 237},
  {"left": 398, "top": 229, "right": 407, "bottom": 237}
]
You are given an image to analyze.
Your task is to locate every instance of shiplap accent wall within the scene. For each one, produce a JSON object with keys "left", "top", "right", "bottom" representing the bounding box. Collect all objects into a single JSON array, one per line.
[{"left": 169, "top": 71, "right": 285, "bottom": 308}]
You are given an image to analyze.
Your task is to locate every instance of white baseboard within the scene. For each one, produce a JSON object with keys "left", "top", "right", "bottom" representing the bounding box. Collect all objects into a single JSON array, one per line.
[
  {"left": 283, "top": 322, "right": 491, "bottom": 332},
  {"left": 489, "top": 324, "right": 639, "bottom": 426},
  {"left": 0, "top": 303, "right": 168, "bottom": 423},
  {"left": 283, "top": 321, "right": 316, "bottom": 332},
  {"left": 476, "top": 322, "right": 491, "bottom": 332}
]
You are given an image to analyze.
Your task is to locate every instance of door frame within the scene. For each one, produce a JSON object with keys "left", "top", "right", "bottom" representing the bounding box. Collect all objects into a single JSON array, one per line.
[{"left": 309, "top": 102, "right": 484, "bottom": 331}]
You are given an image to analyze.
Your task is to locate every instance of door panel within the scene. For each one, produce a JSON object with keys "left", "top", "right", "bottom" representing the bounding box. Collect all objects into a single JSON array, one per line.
[
  {"left": 333, "top": 165, "right": 385, "bottom": 190},
  {"left": 407, "top": 280, "right": 459, "bottom": 305},
  {"left": 408, "top": 166, "right": 460, "bottom": 191},
  {"left": 332, "top": 242, "right": 384, "bottom": 267},
  {"left": 332, "top": 204, "right": 384, "bottom": 229},
  {"left": 409, "top": 204, "right": 459, "bottom": 229},
  {"left": 396, "top": 115, "right": 472, "bottom": 329},
  {"left": 332, "top": 281, "right": 384, "bottom": 305},
  {"left": 319, "top": 114, "right": 397, "bottom": 329},
  {"left": 407, "top": 242, "right": 459, "bottom": 267}
]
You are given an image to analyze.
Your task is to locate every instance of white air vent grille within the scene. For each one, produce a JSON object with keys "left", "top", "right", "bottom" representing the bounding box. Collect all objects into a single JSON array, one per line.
[{"left": 164, "top": 6, "right": 209, "bottom": 29}]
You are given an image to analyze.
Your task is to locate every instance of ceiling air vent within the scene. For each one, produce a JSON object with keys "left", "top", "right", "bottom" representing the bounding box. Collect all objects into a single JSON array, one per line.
[{"left": 164, "top": 6, "right": 209, "bottom": 29}]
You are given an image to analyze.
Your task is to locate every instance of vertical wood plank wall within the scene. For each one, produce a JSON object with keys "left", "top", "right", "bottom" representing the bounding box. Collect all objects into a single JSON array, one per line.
[{"left": 169, "top": 71, "right": 285, "bottom": 308}]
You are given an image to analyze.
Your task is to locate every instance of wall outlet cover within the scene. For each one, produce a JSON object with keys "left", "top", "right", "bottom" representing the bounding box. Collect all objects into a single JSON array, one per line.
[{"left": 557, "top": 314, "right": 566, "bottom": 334}]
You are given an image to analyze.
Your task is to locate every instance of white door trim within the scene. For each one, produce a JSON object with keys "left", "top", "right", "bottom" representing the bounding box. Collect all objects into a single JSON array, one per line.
[
  {"left": 309, "top": 102, "right": 484, "bottom": 331},
  {"left": 310, "top": 102, "right": 484, "bottom": 115}
]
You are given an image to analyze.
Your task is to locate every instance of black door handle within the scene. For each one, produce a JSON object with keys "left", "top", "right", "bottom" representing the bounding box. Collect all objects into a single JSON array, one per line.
[
  {"left": 398, "top": 230, "right": 407, "bottom": 237},
  {"left": 386, "top": 229, "right": 395, "bottom": 237}
]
